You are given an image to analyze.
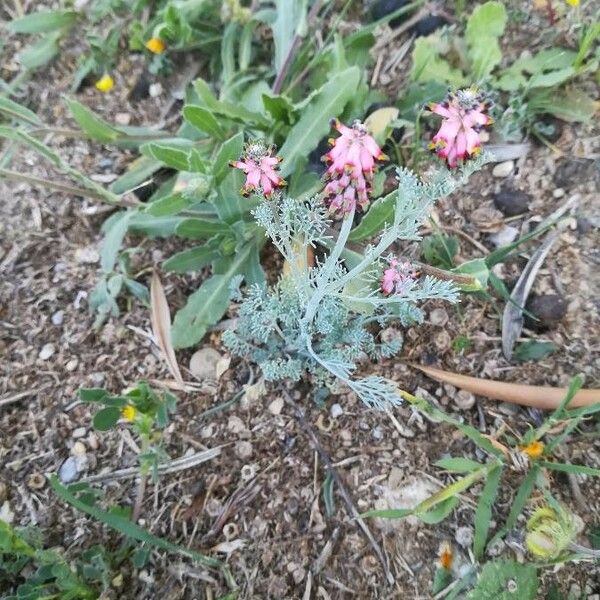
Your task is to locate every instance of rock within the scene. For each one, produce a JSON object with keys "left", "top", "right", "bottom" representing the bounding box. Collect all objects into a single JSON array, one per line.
[
  {"left": 51, "top": 310, "right": 64, "bottom": 326},
  {"left": 75, "top": 246, "right": 100, "bottom": 264},
  {"left": 189, "top": 347, "right": 222, "bottom": 381},
  {"left": 227, "top": 416, "right": 246, "bottom": 434},
  {"left": 492, "top": 160, "right": 514, "bottom": 178},
  {"left": 66, "top": 358, "right": 78, "bottom": 371},
  {"left": 525, "top": 294, "right": 568, "bottom": 331},
  {"left": 58, "top": 455, "right": 87, "bottom": 484},
  {"left": 72, "top": 441, "right": 87, "bottom": 456},
  {"left": 488, "top": 226, "right": 519, "bottom": 248},
  {"left": 429, "top": 308, "right": 449, "bottom": 327},
  {"left": 576, "top": 216, "right": 593, "bottom": 234},
  {"left": 330, "top": 403, "right": 343, "bottom": 419},
  {"left": 372, "top": 426, "right": 384, "bottom": 441},
  {"left": 0, "top": 501, "right": 14, "bottom": 524},
  {"left": 115, "top": 112, "right": 131, "bottom": 126},
  {"left": 553, "top": 188, "right": 565, "bottom": 199},
  {"left": 370, "top": 0, "right": 412, "bottom": 27},
  {"left": 412, "top": 15, "right": 449, "bottom": 36},
  {"left": 27, "top": 473, "right": 46, "bottom": 490},
  {"left": 149, "top": 83, "right": 163, "bottom": 98},
  {"left": 215, "top": 356, "right": 231, "bottom": 380},
  {"left": 39, "top": 343, "right": 55, "bottom": 360},
  {"left": 268, "top": 397, "right": 284, "bottom": 416},
  {"left": 455, "top": 526, "right": 474, "bottom": 548},
  {"left": 235, "top": 441, "right": 253, "bottom": 460},
  {"left": 493, "top": 188, "right": 530, "bottom": 216},
  {"left": 433, "top": 330, "right": 451, "bottom": 352},
  {"left": 453, "top": 390, "right": 475, "bottom": 410},
  {"left": 388, "top": 466, "right": 404, "bottom": 489},
  {"left": 72, "top": 427, "right": 86, "bottom": 439},
  {"left": 200, "top": 423, "right": 215, "bottom": 439}
]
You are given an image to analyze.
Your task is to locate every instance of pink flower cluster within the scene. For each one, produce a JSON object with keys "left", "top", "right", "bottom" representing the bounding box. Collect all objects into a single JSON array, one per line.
[
  {"left": 230, "top": 141, "right": 285, "bottom": 198},
  {"left": 428, "top": 88, "right": 492, "bottom": 168},
  {"left": 322, "top": 119, "right": 386, "bottom": 215},
  {"left": 381, "top": 258, "right": 419, "bottom": 296}
]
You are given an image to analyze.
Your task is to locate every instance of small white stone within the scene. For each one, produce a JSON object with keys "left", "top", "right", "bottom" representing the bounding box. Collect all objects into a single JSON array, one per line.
[
  {"left": 75, "top": 246, "right": 100, "bottom": 264},
  {"left": 330, "top": 403, "right": 343, "bottom": 419},
  {"left": 71, "top": 441, "right": 87, "bottom": 456},
  {"left": 51, "top": 310, "right": 64, "bottom": 326},
  {"left": 58, "top": 455, "right": 87, "bottom": 483},
  {"left": 454, "top": 390, "right": 476, "bottom": 410},
  {"left": 488, "top": 226, "right": 519, "bottom": 248},
  {"left": 39, "top": 343, "right": 55, "bottom": 360},
  {"left": 372, "top": 426, "right": 384, "bottom": 441},
  {"left": 492, "top": 160, "right": 514, "bottom": 178},
  {"left": 189, "top": 348, "right": 221, "bottom": 381},
  {"left": 0, "top": 501, "right": 14, "bottom": 524},
  {"left": 429, "top": 308, "right": 449, "bottom": 327},
  {"left": 72, "top": 427, "right": 86, "bottom": 439},
  {"left": 553, "top": 188, "right": 565, "bottom": 199},
  {"left": 235, "top": 441, "right": 253, "bottom": 460},
  {"left": 268, "top": 397, "right": 284, "bottom": 415},
  {"left": 115, "top": 112, "right": 131, "bottom": 125},
  {"left": 149, "top": 83, "right": 163, "bottom": 98},
  {"left": 455, "top": 525, "right": 474, "bottom": 548},
  {"left": 200, "top": 423, "right": 215, "bottom": 439},
  {"left": 66, "top": 358, "right": 78, "bottom": 371},
  {"left": 227, "top": 416, "right": 246, "bottom": 434}
]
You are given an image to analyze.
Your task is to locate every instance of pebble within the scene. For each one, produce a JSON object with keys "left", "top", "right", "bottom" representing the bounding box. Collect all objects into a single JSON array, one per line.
[
  {"left": 370, "top": 0, "right": 411, "bottom": 28},
  {"left": 268, "top": 397, "right": 284, "bottom": 416},
  {"left": 90, "top": 372, "right": 105, "bottom": 385},
  {"left": 455, "top": 526, "right": 474, "bottom": 548},
  {"left": 429, "top": 308, "right": 449, "bottom": 327},
  {"left": 434, "top": 330, "right": 451, "bottom": 352},
  {"left": 75, "top": 246, "right": 100, "bottom": 264},
  {"left": 200, "top": 424, "right": 215, "bottom": 439},
  {"left": 372, "top": 426, "right": 384, "bottom": 441},
  {"left": 576, "top": 216, "right": 592, "bottom": 234},
  {"left": 149, "top": 83, "right": 163, "bottom": 97},
  {"left": 493, "top": 188, "right": 530, "bottom": 216},
  {"left": 0, "top": 501, "right": 14, "bottom": 524},
  {"left": 235, "top": 441, "right": 253, "bottom": 460},
  {"left": 488, "top": 225, "right": 519, "bottom": 248},
  {"left": 412, "top": 15, "right": 449, "bottom": 36},
  {"left": 71, "top": 441, "right": 87, "bottom": 456},
  {"left": 492, "top": 160, "right": 514, "bottom": 178},
  {"left": 330, "top": 403, "right": 343, "bottom": 419},
  {"left": 227, "top": 416, "right": 246, "bottom": 434},
  {"left": 58, "top": 455, "right": 87, "bottom": 483},
  {"left": 340, "top": 429, "right": 352, "bottom": 445},
  {"left": 39, "top": 343, "right": 55, "bottom": 360},
  {"left": 552, "top": 187, "right": 565, "bottom": 199},
  {"left": 453, "top": 390, "right": 475, "bottom": 410},
  {"left": 72, "top": 427, "right": 87, "bottom": 439},
  {"left": 51, "top": 310, "right": 64, "bottom": 326},
  {"left": 189, "top": 347, "right": 222, "bottom": 381},
  {"left": 115, "top": 112, "right": 131, "bottom": 125}
]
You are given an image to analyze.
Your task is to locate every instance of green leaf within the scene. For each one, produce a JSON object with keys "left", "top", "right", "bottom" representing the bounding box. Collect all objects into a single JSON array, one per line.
[
  {"left": 79, "top": 388, "right": 108, "bottom": 402},
  {"left": 140, "top": 141, "right": 205, "bottom": 172},
  {"left": 451, "top": 259, "right": 489, "bottom": 291},
  {"left": 528, "top": 88, "right": 597, "bottom": 123},
  {"left": 0, "top": 96, "right": 42, "bottom": 125},
  {"left": 110, "top": 156, "right": 161, "bottom": 194},
  {"left": 513, "top": 341, "right": 555, "bottom": 362},
  {"left": 213, "top": 131, "right": 244, "bottom": 184},
  {"left": 279, "top": 67, "right": 361, "bottom": 177},
  {"left": 93, "top": 406, "right": 120, "bottom": 431},
  {"left": 145, "top": 193, "right": 192, "bottom": 217},
  {"left": 124, "top": 278, "right": 150, "bottom": 305},
  {"left": 473, "top": 465, "right": 502, "bottom": 560},
  {"left": 65, "top": 97, "right": 120, "bottom": 143},
  {"left": 101, "top": 211, "right": 131, "bottom": 273},
  {"left": 465, "top": 2, "right": 507, "bottom": 81},
  {"left": 163, "top": 245, "right": 220, "bottom": 273},
  {"left": 539, "top": 461, "right": 600, "bottom": 478},
  {"left": 262, "top": 93, "right": 296, "bottom": 125},
  {"left": 422, "top": 233, "right": 459, "bottom": 269},
  {"left": 348, "top": 190, "right": 397, "bottom": 241},
  {"left": 18, "top": 32, "right": 61, "bottom": 69},
  {"left": 467, "top": 560, "right": 538, "bottom": 600},
  {"left": 361, "top": 508, "right": 413, "bottom": 519},
  {"left": 171, "top": 241, "right": 257, "bottom": 348},
  {"left": 6, "top": 9, "right": 78, "bottom": 33},
  {"left": 215, "top": 167, "right": 257, "bottom": 223},
  {"left": 183, "top": 106, "right": 226, "bottom": 140},
  {"left": 434, "top": 457, "right": 483, "bottom": 473},
  {"left": 175, "top": 218, "right": 230, "bottom": 239},
  {"left": 272, "top": 0, "right": 309, "bottom": 72},
  {"left": 419, "top": 496, "right": 459, "bottom": 524},
  {"left": 411, "top": 35, "right": 465, "bottom": 86}
]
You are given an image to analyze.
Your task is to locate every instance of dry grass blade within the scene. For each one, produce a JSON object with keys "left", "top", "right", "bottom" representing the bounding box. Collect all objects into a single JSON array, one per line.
[
  {"left": 150, "top": 271, "right": 185, "bottom": 390},
  {"left": 413, "top": 364, "right": 600, "bottom": 409},
  {"left": 502, "top": 229, "right": 560, "bottom": 360}
]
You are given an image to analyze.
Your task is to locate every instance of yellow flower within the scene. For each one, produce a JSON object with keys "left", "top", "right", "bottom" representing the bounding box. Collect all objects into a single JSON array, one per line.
[
  {"left": 566, "top": 0, "right": 579, "bottom": 6},
  {"left": 95, "top": 74, "right": 114, "bottom": 93},
  {"left": 121, "top": 405, "right": 136, "bottom": 421},
  {"left": 521, "top": 440, "right": 544, "bottom": 459},
  {"left": 145, "top": 37, "right": 166, "bottom": 54}
]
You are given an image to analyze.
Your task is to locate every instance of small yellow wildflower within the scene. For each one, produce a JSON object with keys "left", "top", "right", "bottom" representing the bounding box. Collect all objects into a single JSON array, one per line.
[
  {"left": 145, "top": 37, "right": 166, "bottom": 54},
  {"left": 566, "top": 0, "right": 580, "bottom": 6},
  {"left": 121, "top": 405, "right": 136, "bottom": 421},
  {"left": 521, "top": 440, "right": 545, "bottom": 459},
  {"left": 95, "top": 74, "right": 114, "bottom": 93}
]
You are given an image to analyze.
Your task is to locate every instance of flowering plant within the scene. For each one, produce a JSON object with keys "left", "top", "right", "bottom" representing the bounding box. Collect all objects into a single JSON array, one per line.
[{"left": 224, "top": 102, "right": 488, "bottom": 408}]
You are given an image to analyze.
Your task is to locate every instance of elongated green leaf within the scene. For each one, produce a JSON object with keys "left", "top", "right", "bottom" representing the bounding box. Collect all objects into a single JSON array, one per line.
[
  {"left": 213, "top": 131, "right": 244, "bottom": 184},
  {"left": 451, "top": 259, "right": 488, "bottom": 291},
  {"left": 141, "top": 141, "right": 192, "bottom": 171},
  {"left": 215, "top": 167, "right": 256, "bottom": 223},
  {"left": 18, "top": 32, "right": 61, "bottom": 69},
  {"left": 279, "top": 67, "right": 361, "bottom": 177},
  {"left": 65, "top": 97, "right": 120, "bottom": 142},
  {"left": 163, "top": 245, "right": 220, "bottom": 273},
  {"left": 183, "top": 106, "right": 225, "bottom": 140},
  {"left": 0, "top": 96, "right": 42, "bottom": 125},
  {"left": 171, "top": 241, "right": 256, "bottom": 348},
  {"left": 101, "top": 211, "right": 131, "bottom": 273},
  {"left": 175, "top": 218, "right": 230, "bottom": 239},
  {"left": 145, "top": 193, "right": 192, "bottom": 217},
  {"left": 513, "top": 340, "right": 555, "bottom": 362},
  {"left": 419, "top": 496, "right": 459, "bottom": 524},
  {"left": 348, "top": 190, "right": 397, "bottom": 241},
  {"left": 539, "top": 461, "right": 600, "bottom": 477},
  {"left": 434, "top": 457, "right": 483, "bottom": 473},
  {"left": 361, "top": 508, "right": 413, "bottom": 519},
  {"left": 110, "top": 156, "right": 162, "bottom": 194},
  {"left": 49, "top": 476, "right": 225, "bottom": 571},
  {"left": 7, "top": 9, "right": 78, "bottom": 33},
  {"left": 473, "top": 464, "right": 502, "bottom": 559}
]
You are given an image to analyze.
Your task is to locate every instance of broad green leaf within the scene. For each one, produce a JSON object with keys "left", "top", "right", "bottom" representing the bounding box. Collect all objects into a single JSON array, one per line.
[
  {"left": 18, "top": 32, "right": 61, "bottom": 69},
  {"left": 163, "top": 245, "right": 220, "bottom": 273},
  {"left": 262, "top": 93, "right": 296, "bottom": 125},
  {"left": 175, "top": 218, "right": 230, "bottom": 239},
  {"left": 145, "top": 193, "right": 192, "bottom": 217},
  {"left": 279, "top": 67, "right": 361, "bottom": 177},
  {"left": 342, "top": 269, "right": 376, "bottom": 315},
  {"left": 171, "top": 241, "right": 257, "bottom": 348},
  {"left": 411, "top": 35, "right": 465, "bottom": 86},
  {"left": 128, "top": 214, "right": 183, "bottom": 237},
  {"left": 364, "top": 107, "right": 399, "bottom": 145},
  {"left": 183, "top": 106, "right": 225, "bottom": 140},
  {"left": 527, "top": 88, "right": 597, "bottom": 123},
  {"left": 215, "top": 167, "right": 257, "bottom": 223},
  {"left": 473, "top": 465, "right": 502, "bottom": 560},
  {"left": 434, "top": 457, "right": 483, "bottom": 473},
  {"left": 451, "top": 259, "right": 488, "bottom": 291},
  {"left": 79, "top": 388, "right": 108, "bottom": 402},
  {"left": 110, "top": 156, "right": 161, "bottom": 194},
  {"left": 7, "top": 9, "right": 78, "bottom": 33},
  {"left": 422, "top": 233, "right": 458, "bottom": 269},
  {"left": 467, "top": 560, "right": 538, "bottom": 600},
  {"left": 465, "top": 2, "right": 507, "bottom": 80},
  {"left": 418, "top": 496, "right": 459, "bottom": 524},
  {"left": 140, "top": 141, "right": 199, "bottom": 172},
  {"left": 513, "top": 341, "right": 555, "bottom": 362},
  {"left": 93, "top": 406, "right": 120, "bottom": 431},
  {"left": 0, "top": 96, "right": 42, "bottom": 125},
  {"left": 213, "top": 131, "right": 244, "bottom": 184},
  {"left": 123, "top": 278, "right": 150, "bottom": 305},
  {"left": 348, "top": 190, "right": 397, "bottom": 241},
  {"left": 65, "top": 98, "right": 120, "bottom": 143},
  {"left": 101, "top": 211, "right": 131, "bottom": 273}
]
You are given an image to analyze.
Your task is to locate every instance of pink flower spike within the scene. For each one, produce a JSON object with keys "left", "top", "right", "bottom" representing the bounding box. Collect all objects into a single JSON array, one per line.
[
  {"left": 428, "top": 88, "right": 492, "bottom": 169},
  {"left": 322, "top": 119, "right": 387, "bottom": 215},
  {"left": 230, "top": 141, "right": 286, "bottom": 198},
  {"left": 380, "top": 258, "right": 419, "bottom": 296}
]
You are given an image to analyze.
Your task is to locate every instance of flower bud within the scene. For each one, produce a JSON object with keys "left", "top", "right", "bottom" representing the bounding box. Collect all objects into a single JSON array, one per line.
[{"left": 525, "top": 505, "right": 576, "bottom": 560}]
